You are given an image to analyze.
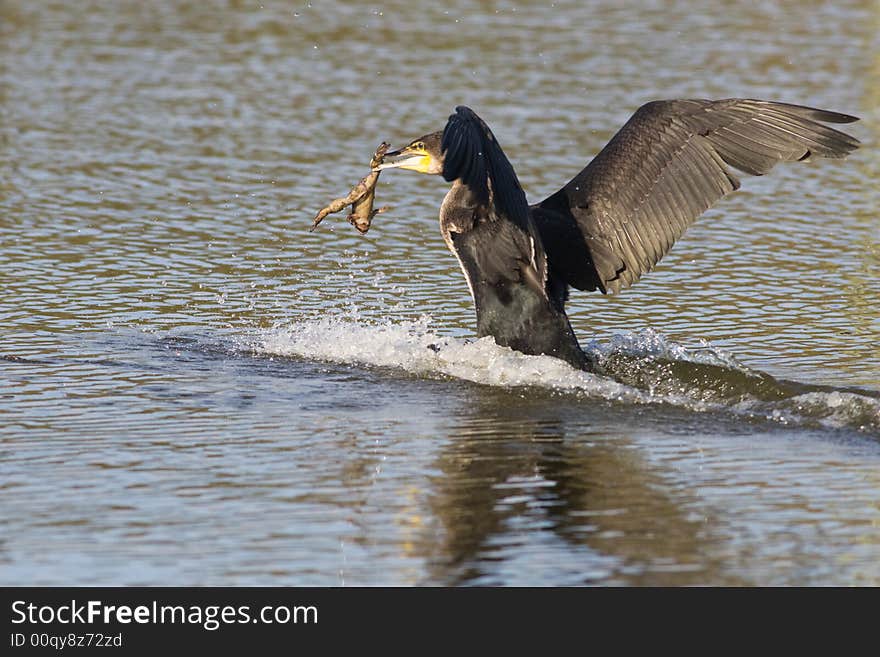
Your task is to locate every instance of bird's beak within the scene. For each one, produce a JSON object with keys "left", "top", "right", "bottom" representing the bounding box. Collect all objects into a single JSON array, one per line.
[{"left": 373, "top": 146, "right": 427, "bottom": 172}]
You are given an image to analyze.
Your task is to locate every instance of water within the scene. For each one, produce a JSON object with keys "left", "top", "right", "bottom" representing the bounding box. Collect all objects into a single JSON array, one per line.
[{"left": 1, "top": 0, "right": 879, "bottom": 586}]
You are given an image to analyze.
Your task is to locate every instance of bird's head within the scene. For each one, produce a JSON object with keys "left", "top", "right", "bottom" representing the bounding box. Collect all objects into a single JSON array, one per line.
[{"left": 374, "top": 131, "right": 444, "bottom": 174}]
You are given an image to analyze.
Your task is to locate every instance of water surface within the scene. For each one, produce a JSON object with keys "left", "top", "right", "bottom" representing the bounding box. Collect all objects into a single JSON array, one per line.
[{"left": 1, "top": 0, "right": 879, "bottom": 585}]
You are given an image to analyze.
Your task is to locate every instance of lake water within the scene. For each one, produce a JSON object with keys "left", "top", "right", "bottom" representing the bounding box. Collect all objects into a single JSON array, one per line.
[{"left": 1, "top": 0, "right": 878, "bottom": 586}]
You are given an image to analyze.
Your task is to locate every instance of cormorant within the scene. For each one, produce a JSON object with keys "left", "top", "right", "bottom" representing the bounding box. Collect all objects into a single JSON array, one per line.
[{"left": 375, "top": 100, "right": 861, "bottom": 370}]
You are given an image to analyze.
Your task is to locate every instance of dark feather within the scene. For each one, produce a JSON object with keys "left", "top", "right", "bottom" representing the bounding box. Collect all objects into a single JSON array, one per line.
[
  {"left": 442, "top": 106, "right": 531, "bottom": 231},
  {"left": 534, "top": 99, "right": 860, "bottom": 294}
]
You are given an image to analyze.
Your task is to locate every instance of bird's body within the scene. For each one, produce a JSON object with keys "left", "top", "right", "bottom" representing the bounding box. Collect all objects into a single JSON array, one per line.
[
  {"left": 376, "top": 100, "right": 860, "bottom": 370},
  {"left": 440, "top": 177, "right": 589, "bottom": 369}
]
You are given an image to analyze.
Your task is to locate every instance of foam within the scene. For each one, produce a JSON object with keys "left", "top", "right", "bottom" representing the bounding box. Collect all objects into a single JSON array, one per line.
[{"left": 253, "top": 316, "right": 880, "bottom": 434}]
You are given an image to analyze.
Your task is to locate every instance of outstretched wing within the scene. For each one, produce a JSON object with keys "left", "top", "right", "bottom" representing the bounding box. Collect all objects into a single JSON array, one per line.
[{"left": 535, "top": 99, "right": 860, "bottom": 294}]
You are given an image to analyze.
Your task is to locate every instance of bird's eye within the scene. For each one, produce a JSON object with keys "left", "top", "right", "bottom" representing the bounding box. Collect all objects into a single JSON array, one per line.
[{"left": 414, "top": 142, "right": 424, "bottom": 150}]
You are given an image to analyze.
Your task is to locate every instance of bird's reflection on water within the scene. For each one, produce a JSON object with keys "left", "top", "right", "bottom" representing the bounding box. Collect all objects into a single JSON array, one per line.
[{"left": 415, "top": 391, "right": 740, "bottom": 585}]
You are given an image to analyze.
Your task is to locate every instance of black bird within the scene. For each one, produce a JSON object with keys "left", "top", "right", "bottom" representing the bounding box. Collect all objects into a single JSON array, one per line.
[{"left": 376, "top": 100, "right": 861, "bottom": 370}]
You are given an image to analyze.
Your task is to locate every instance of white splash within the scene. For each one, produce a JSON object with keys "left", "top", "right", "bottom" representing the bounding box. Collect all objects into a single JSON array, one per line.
[
  {"left": 257, "top": 315, "right": 640, "bottom": 400},
  {"left": 587, "top": 326, "right": 750, "bottom": 371},
  {"left": 253, "top": 316, "right": 880, "bottom": 434}
]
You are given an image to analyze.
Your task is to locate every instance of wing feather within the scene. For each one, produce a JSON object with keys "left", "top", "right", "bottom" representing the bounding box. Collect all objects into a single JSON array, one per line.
[{"left": 534, "top": 98, "right": 860, "bottom": 294}]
